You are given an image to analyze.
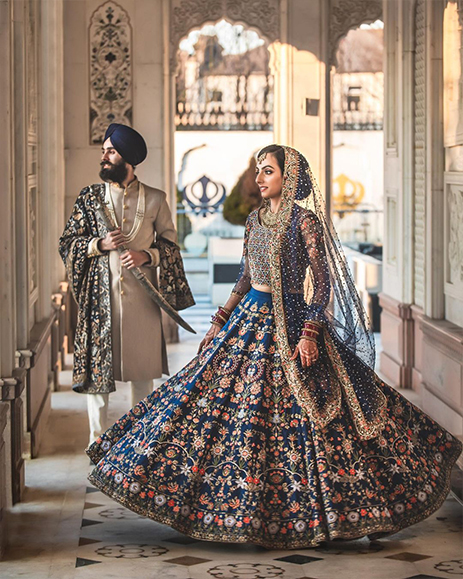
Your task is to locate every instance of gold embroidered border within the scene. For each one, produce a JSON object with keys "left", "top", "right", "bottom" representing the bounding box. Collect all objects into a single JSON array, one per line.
[
  {"left": 268, "top": 147, "right": 341, "bottom": 427},
  {"left": 324, "top": 331, "right": 387, "bottom": 440}
]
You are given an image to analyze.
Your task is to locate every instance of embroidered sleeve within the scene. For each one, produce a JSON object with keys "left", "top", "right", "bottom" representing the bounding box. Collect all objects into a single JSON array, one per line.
[
  {"left": 300, "top": 213, "right": 331, "bottom": 323},
  {"left": 232, "top": 214, "right": 252, "bottom": 297},
  {"left": 87, "top": 237, "right": 104, "bottom": 258}
]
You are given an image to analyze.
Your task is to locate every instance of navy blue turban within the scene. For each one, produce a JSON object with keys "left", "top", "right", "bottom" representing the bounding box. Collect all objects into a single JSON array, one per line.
[{"left": 104, "top": 123, "right": 147, "bottom": 166}]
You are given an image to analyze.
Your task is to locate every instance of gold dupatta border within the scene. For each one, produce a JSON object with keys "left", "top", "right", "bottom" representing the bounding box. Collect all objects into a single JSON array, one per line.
[
  {"left": 324, "top": 331, "right": 387, "bottom": 440},
  {"left": 268, "top": 147, "right": 341, "bottom": 428},
  {"left": 268, "top": 146, "right": 387, "bottom": 437}
]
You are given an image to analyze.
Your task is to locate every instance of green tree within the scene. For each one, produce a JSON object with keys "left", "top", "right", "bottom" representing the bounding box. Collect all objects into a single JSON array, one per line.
[{"left": 223, "top": 156, "right": 262, "bottom": 225}]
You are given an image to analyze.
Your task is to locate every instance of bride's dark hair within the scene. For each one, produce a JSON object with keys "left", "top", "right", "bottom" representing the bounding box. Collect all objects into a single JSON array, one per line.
[{"left": 257, "top": 144, "right": 285, "bottom": 174}]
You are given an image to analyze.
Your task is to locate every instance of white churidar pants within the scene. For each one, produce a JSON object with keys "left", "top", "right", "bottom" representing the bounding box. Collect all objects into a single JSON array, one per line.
[{"left": 87, "top": 380, "right": 153, "bottom": 445}]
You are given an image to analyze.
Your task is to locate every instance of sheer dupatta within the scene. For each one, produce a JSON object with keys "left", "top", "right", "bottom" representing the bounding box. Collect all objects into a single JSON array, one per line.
[{"left": 235, "top": 147, "right": 387, "bottom": 439}]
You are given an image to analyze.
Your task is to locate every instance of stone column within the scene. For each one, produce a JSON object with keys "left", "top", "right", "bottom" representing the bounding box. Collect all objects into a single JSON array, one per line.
[
  {"left": 380, "top": 0, "right": 417, "bottom": 388},
  {"left": 0, "top": 402, "right": 9, "bottom": 558}
]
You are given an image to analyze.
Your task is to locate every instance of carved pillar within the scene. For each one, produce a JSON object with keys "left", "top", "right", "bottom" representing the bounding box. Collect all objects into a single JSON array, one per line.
[
  {"left": 0, "top": 402, "right": 8, "bottom": 558},
  {"left": 1, "top": 372, "right": 25, "bottom": 505},
  {"left": 380, "top": 0, "right": 420, "bottom": 388}
]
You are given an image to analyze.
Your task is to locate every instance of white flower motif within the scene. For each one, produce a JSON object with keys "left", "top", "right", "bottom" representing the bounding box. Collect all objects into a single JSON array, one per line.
[
  {"left": 102, "top": 464, "right": 111, "bottom": 474},
  {"left": 114, "top": 472, "right": 123, "bottom": 483},
  {"left": 330, "top": 472, "right": 341, "bottom": 483},
  {"left": 129, "top": 482, "right": 140, "bottom": 494},
  {"left": 197, "top": 397, "right": 208, "bottom": 408},
  {"left": 251, "top": 518, "right": 261, "bottom": 529},
  {"left": 180, "top": 464, "right": 190, "bottom": 476},
  {"left": 154, "top": 494, "right": 166, "bottom": 506},
  {"left": 446, "top": 432, "right": 453, "bottom": 441},
  {"left": 101, "top": 440, "right": 112, "bottom": 451},
  {"left": 174, "top": 384, "right": 182, "bottom": 392},
  {"left": 272, "top": 413, "right": 281, "bottom": 424},
  {"left": 203, "top": 473, "right": 214, "bottom": 484},
  {"left": 424, "top": 484, "right": 433, "bottom": 494},
  {"left": 435, "top": 452, "right": 443, "bottom": 464},
  {"left": 290, "top": 481, "right": 302, "bottom": 492},
  {"left": 431, "top": 468, "right": 438, "bottom": 477},
  {"left": 224, "top": 516, "right": 236, "bottom": 528},
  {"left": 355, "top": 469, "right": 365, "bottom": 480},
  {"left": 181, "top": 505, "right": 191, "bottom": 517},
  {"left": 268, "top": 522, "right": 279, "bottom": 535},
  {"left": 203, "top": 513, "right": 214, "bottom": 525},
  {"left": 347, "top": 511, "right": 359, "bottom": 523},
  {"left": 237, "top": 409, "right": 246, "bottom": 419},
  {"left": 394, "top": 503, "right": 405, "bottom": 514},
  {"left": 236, "top": 477, "right": 248, "bottom": 490},
  {"left": 294, "top": 520, "right": 306, "bottom": 533},
  {"left": 327, "top": 512, "right": 338, "bottom": 523},
  {"left": 418, "top": 491, "right": 427, "bottom": 502},
  {"left": 372, "top": 508, "right": 381, "bottom": 518},
  {"left": 412, "top": 424, "right": 421, "bottom": 434},
  {"left": 389, "top": 463, "right": 400, "bottom": 475},
  {"left": 407, "top": 441, "right": 415, "bottom": 451}
]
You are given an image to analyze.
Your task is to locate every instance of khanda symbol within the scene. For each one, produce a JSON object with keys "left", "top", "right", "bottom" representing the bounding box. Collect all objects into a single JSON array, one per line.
[
  {"left": 332, "top": 174, "right": 365, "bottom": 216},
  {"left": 182, "top": 175, "right": 227, "bottom": 217}
]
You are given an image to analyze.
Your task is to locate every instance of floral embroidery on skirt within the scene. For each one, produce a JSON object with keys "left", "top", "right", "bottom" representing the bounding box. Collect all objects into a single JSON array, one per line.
[{"left": 87, "top": 288, "right": 462, "bottom": 549}]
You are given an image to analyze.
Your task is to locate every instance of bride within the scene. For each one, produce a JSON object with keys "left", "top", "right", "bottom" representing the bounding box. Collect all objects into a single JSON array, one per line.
[{"left": 87, "top": 144, "right": 461, "bottom": 549}]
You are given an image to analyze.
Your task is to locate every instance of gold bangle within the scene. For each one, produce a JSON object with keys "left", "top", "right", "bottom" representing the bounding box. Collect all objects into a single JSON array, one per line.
[{"left": 211, "top": 321, "right": 223, "bottom": 328}]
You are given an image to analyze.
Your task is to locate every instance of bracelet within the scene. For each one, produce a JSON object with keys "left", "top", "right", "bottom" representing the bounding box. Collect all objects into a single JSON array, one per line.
[
  {"left": 211, "top": 320, "right": 223, "bottom": 328},
  {"left": 231, "top": 290, "right": 245, "bottom": 298},
  {"left": 303, "top": 320, "right": 322, "bottom": 331},
  {"left": 210, "top": 305, "right": 232, "bottom": 328}
]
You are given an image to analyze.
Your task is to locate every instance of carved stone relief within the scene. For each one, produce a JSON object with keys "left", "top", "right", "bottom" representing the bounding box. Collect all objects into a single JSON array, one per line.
[
  {"left": 89, "top": 2, "right": 133, "bottom": 145},
  {"left": 170, "top": 0, "right": 280, "bottom": 72},
  {"left": 446, "top": 184, "right": 463, "bottom": 288},
  {"left": 26, "top": 0, "right": 39, "bottom": 309},
  {"left": 330, "top": 0, "right": 383, "bottom": 65}
]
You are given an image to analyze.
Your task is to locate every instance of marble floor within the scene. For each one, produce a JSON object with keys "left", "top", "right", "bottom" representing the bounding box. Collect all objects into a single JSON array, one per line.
[{"left": 1, "top": 330, "right": 462, "bottom": 579}]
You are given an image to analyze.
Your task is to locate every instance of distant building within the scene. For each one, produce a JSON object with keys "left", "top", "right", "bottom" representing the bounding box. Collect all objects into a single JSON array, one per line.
[{"left": 176, "top": 35, "right": 273, "bottom": 131}]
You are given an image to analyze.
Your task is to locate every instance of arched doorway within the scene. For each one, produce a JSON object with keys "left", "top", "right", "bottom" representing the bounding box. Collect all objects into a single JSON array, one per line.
[{"left": 328, "top": 1, "right": 384, "bottom": 335}]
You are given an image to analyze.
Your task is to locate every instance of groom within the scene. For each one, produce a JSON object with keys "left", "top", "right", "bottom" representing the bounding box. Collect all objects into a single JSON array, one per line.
[{"left": 60, "top": 123, "right": 193, "bottom": 444}]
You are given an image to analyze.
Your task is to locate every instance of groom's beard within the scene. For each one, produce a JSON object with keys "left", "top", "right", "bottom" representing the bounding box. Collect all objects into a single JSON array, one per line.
[{"left": 99, "top": 159, "right": 129, "bottom": 185}]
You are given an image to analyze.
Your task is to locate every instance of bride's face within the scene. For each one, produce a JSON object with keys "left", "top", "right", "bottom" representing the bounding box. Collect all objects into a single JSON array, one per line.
[{"left": 255, "top": 154, "right": 283, "bottom": 201}]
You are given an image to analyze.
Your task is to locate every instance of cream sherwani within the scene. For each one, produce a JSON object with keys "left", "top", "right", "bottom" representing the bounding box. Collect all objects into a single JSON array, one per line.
[
  {"left": 107, "top": 178, "right": 175, "bottom": 381},
  {"left": 87, "top": 178, "right": 177, "bottom": 443}
]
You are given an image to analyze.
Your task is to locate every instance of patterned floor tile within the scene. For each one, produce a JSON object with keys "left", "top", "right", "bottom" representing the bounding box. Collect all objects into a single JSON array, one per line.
[
  {"left": 78, "top": 537, "right": 102, "bottom": 546},
  {"left": 94, "top": 544, "right": 169, "bottom": 559},
  {"left": 164, "top": 556, "right": 212, "bottom": 566},
  {"left": 386, "top": 552, "right": 433, "bottom": 563},
  {"left": 75, "top": 557, "right": 101, "bottom": 568},
  {"left": 83, "top": 501, "right": 104, "bottom": 509},
  {"left": 81, "top": 518, "right": 103, "bottom": 528},
  {"left": 434, "top": 560, "right": 463, "bottom": 574},
  {"left": 275, "top": 554, "right": 323, "bottom": 564}
]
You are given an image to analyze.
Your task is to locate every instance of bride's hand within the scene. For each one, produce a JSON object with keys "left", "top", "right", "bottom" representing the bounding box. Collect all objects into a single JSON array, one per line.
[
  {"left": 198, "top": 324, "right": 222, "bottom": 354},
  {"left": 290, "top": 339, "right": 319, "bottom": 368}
]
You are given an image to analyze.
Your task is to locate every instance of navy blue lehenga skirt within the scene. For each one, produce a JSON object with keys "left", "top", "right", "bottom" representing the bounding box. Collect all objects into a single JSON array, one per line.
[{"left": 87, "top": 288, "right": 461, "bottom": 549}]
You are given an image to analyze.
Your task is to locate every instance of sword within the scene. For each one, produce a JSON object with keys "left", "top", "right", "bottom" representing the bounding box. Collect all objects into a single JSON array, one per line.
[{"left": 93, "top": 191, "right": 196, "bottom": 335}]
